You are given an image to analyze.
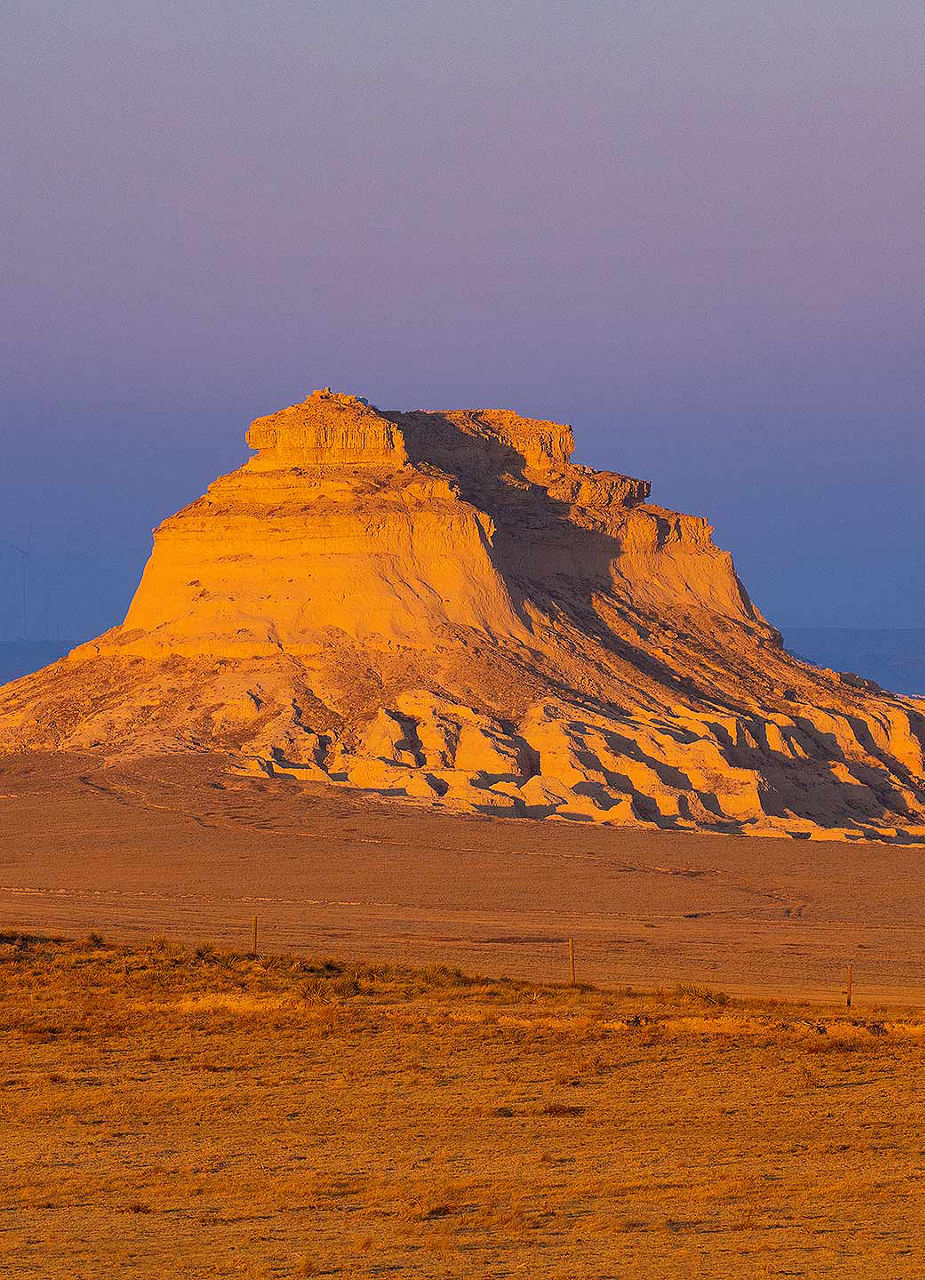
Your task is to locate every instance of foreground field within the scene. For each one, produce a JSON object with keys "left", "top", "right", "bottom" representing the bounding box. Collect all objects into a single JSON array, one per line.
[{"left": 2, "top": 937, "right": 924, "bottom": 1278}]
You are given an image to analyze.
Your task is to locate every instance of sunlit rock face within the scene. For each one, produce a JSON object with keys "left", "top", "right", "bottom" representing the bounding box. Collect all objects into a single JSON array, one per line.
[
  {"left": 118, "top": 391, "right": 524, "bottom": 649},
  {"left": 3, "top": 388, "right": 924, "bottom": 842},
  {"left": 246, "top": 390, "right": 409, "bottom": 469}
]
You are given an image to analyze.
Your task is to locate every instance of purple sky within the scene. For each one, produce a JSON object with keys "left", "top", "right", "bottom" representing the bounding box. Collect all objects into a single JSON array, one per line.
[{"left": 2, "top": 1, "right": 923, "bottom": 644}]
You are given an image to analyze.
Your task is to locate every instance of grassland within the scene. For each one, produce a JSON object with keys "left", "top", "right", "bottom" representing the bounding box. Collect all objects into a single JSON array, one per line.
[{"left": 2, "top": 937, "right": 925, "bottom": 1277}]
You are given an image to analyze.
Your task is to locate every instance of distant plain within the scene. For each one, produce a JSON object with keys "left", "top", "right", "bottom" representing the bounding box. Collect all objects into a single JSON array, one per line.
[{"left": 2, "top": 752, "right": 924, "bottom": 1005}]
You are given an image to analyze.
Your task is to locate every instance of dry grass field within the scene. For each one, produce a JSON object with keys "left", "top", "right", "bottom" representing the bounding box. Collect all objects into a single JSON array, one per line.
[{"left": 2, "top": 935, "right": 925, "bottom": 1278}]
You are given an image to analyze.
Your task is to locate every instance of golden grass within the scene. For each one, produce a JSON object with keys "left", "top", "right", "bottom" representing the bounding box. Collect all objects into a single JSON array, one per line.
[{"left": 1, "top": 934, "right": 924, "bottom": 1277}]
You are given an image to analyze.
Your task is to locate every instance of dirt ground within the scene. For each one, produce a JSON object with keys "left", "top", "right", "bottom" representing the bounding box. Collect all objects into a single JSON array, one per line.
[
  {"left": 1, "top": 753, "right": 925, "bottom": 1004},
  {"left": 2, "top": 936, "right": 925, "bottom": 1279}
]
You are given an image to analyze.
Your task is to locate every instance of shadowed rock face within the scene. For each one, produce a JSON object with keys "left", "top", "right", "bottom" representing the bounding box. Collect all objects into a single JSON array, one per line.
[{"left": 2, "top": 388, "right": 924, "bottom": 842}]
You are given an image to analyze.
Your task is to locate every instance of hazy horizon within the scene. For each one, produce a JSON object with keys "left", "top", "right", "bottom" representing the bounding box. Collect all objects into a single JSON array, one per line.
[
  {"left": 3, "top": 1, "right": 924, "bottom": 643},
  {"left": 6, "top": 627, "right": 925, "bottom": 697}
]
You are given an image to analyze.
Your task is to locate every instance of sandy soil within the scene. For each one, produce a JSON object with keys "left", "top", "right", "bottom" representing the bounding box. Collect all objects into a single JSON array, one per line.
[{"left": 1, "top": 753, "right": 924, "bottom": 1005}]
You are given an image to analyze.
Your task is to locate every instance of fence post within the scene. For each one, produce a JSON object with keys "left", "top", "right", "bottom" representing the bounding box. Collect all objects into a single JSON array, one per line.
[
  {"left": 568, "top": 937, "right": 576, "bottom": 987},
  {"left": 846, "top": 963, "right": 852, "bottom": 1009},
  {"left": 251, "top": 914, "right": 258, "bottom": 957}
]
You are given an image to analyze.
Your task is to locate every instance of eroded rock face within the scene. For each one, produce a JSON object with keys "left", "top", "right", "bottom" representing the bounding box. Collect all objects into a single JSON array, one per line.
[
  {"left": 3, "top": 388, "right": 924, "bottom": 842},
  {"left": 247, "top": 389, "right": 408, "bottom": 469}
]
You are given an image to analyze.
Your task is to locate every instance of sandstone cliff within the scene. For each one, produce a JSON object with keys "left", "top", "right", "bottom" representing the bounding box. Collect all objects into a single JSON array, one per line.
[{"left": 2, "top": 388, "right": 924, "bottom": 841}]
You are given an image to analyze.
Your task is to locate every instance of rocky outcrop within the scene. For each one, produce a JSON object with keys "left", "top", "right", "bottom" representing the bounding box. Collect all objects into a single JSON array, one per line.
[
  {"left": 247, "top": 389, "right": 408, "bottom": 469},
  {"left": 2, "top": 388, "right": 924, "bottom": 842}
]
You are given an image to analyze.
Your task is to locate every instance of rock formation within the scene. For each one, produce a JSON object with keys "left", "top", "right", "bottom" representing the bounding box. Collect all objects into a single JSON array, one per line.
[{"left": 2, "top": 388, "right": 924, "bottom": 841}]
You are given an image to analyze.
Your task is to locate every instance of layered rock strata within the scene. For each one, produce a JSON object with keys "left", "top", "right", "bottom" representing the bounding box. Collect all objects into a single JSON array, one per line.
[{"left": 2, "top": 388, "right": 924, "bottom": 841}]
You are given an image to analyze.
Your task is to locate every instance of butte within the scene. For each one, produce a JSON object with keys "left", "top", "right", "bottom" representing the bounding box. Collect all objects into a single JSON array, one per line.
[{"left": 2, "top": 388, "right": 924, "bottom": 842}]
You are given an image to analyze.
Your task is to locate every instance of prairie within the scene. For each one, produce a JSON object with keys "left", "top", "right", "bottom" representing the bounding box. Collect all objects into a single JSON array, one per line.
[
  {"left": 2, "top": 935, "right": 924, "bottom": 1278},
  {"left": 4, "top": 753, "right": 925, "bottom": 1006}
]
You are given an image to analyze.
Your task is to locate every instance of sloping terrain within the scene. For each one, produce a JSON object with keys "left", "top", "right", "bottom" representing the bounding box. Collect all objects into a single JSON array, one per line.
[
  {"left": 0, "top": 642, "right": 65, "bottom": 686},
  {"left": 1, "top": 389, "right": 923, "bottom": 841}
]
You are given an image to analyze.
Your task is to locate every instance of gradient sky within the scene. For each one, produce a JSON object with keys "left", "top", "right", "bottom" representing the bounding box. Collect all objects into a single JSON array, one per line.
[{"left": 2, "top": 0, "right": 923, "bottom": 644}]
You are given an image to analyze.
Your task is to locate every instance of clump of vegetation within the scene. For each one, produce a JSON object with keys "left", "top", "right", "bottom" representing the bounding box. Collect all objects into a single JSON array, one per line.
[{"left": 675, "top": 983, "right": 733, "bottom": 1006}]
